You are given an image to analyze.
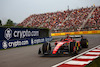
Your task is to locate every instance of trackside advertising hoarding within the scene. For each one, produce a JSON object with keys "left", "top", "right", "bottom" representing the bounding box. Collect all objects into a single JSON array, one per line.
[
  {"left": 0, "top": 37, "right": 52, "bottom": 49},
  {"left": 0, "top": 27, "right": 40, "bottom": 40},
  {"left": 0, "top": 27, "right": 52, "bottom": 49}
]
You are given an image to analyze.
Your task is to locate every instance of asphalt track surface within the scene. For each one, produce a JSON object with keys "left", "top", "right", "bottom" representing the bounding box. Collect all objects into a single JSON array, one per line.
[{"left": 0, "top": 34, "right": 100, "bottom": 67}]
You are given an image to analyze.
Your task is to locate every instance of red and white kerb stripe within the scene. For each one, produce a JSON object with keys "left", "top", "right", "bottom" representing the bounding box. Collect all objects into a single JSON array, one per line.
[{"left": 52, "top": 45, "right": 100, "bottom": 67}]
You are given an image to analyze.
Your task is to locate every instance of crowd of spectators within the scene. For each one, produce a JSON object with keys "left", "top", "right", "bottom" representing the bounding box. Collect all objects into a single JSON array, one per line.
[
  {"left": 56, "top": 7, "right": 93, "bottom": 32},
  {"left": 18, "top": 6, "right": 100, "bottom": 33},
  {"left": 84, "top": 6, "right": 100, "bottom": 30},
  {"left": 18, "top": 10, "right": 72, "bottom": 30}
]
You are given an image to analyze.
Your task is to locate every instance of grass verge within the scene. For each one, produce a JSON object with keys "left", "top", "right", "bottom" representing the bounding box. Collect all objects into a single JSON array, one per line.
[{"left": 85, "top": 56, "right": 100, "bottom": 67}]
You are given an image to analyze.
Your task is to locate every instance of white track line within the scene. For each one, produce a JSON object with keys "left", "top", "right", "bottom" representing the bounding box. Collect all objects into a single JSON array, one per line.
[
  {"left": 65, "top": 60, "right": 92, "bottom": 65},
  {"left": 52, "top": 45, "right": 100, "bottom": 67},
  {"left": 92, "top": 49, "right": 100, "bottom": 51},
  {"left": 86, "top": 52, "right": 100, "bottom": 55},
  {"left": 77, "top": 56, "right": 99, "bottom": 59}
]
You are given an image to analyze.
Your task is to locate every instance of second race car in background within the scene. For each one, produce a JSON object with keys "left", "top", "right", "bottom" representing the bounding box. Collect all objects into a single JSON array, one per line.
[{"left": 38, "top": 35, "right": 88, "bottom": 56}]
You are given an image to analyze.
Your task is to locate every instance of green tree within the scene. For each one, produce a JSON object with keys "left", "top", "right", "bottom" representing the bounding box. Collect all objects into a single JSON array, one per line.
[
  {"left": 0, "top": 20, "right": 2, "bottom": 26},
  {"left": 4, "top": 19, "right": 14, "bottom": 27}
]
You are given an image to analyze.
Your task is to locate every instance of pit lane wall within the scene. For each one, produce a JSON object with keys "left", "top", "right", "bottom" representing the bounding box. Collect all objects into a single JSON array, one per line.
[
  {"left": 0, "top": 27, "right": 52, "bottom": 49},
  {"left": 51, "top": 30, "right": 100, "bottom": 36}
]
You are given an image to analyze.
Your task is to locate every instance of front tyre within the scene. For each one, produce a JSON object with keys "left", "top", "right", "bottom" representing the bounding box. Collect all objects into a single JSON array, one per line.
[
  {"left": 70, "top": 42, "right": 78, "bottom": 55},
  {"left": 42, "top": 42, "right": 51, "bottom": 54}
]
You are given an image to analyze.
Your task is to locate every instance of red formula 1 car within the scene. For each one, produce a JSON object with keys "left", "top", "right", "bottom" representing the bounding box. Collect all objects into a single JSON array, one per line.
[{"left": 38, "top": 35, "right": 88, "bottom": 56}]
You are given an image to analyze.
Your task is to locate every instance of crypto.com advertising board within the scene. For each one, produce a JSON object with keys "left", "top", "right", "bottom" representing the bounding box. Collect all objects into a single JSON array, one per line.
[
  {"left": 0, "top": 27, "right": 52, "bottom": 49},
  {"left": 0, "top": 27, "right": 39, "bottom": 40}
]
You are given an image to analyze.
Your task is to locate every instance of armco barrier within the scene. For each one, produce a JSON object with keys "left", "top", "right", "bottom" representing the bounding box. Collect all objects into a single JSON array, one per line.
[
  {"left": 0, "top": 37, "right": 52, "bottom": 49},
  {"left": 51, "top": 30, "right": 100, "bottom": 36}
]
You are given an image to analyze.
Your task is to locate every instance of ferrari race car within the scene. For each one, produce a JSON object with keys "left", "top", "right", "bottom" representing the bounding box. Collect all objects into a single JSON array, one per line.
[{"left": 38, "top": 35, "right": 88, "bottom": 56}]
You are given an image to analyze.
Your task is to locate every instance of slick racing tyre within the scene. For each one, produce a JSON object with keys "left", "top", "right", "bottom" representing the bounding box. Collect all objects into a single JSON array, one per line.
[
  {"left": 42, "top": 42, "right": 51, "bottom": 54},
  {"left": 70, "top": 42, "right": 75, "bottom": 52},
  {"left": 73, "top": 46, "right": 78, "bottom": 55},
  {"left": 70, "top": 42, "right": 78, "bottom": 55},
  {"left": 80, "top": 39, "right": 88, "bottom": 48}
]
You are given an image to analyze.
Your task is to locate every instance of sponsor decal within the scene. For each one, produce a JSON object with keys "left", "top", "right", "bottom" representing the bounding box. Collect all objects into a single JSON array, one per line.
[
  {"left": 4, "top": 28, "right": 39, "bottom": 40},
  {"left": 2, "top": 40, "right": 29, "bottom": 49},
  {"left": 31, "top": 38, "right": 34, "bottom": 45},
  {"left": 33, "top": 39, "right": 44, "bottom": 44},
  {"left": 45, "top": 37, "right": 52, "bottom": 42},
  {"left": 13, "top": 29, "right": 39, "bottom": 38},
  {"left": 4, "top": 28, "right": 12, "bottom": 40},
  {"left": 1, "top": 37, "right": 52, "bottom": 49},
  {"left": 2, "top": 41, "right": 8, "bottom": 49}
]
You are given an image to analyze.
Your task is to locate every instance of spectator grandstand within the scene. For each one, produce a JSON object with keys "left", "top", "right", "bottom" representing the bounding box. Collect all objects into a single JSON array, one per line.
[
  {"left": 84, "top": 6, "right": 100, "bottom": 31},
  {"left": 18, "top": 6, "right": 100, "bottom": 33}
]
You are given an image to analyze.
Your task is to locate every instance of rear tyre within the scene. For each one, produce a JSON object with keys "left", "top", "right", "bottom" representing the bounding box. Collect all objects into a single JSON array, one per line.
[
  {"left": 80, "top": 39, "right": 88, "bottom": 48},
  {"left": 42, "top": 42, "right": 51, "bottom": 54}
]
